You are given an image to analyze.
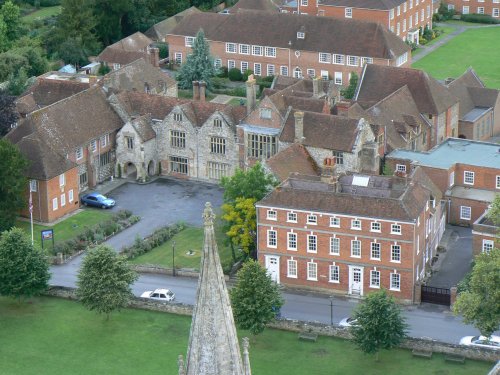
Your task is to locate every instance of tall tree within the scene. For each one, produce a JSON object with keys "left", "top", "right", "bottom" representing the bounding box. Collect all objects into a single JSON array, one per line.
[
  {"left": 0, "top": 1, "right": 21, "bottom": 45},
  {"left": 176, "top": 29, "right": 216, "bottom": 89},
  {"left": 0, "top": 14, "right": 8, "bottom": 52},
  {"left": 453, "top": 248, "right": 500, "bottom": 338},
  {"left": 93, "top": 0, "right": 133, "bottom": 45},
  {"left": 230, "top": 259, "right": 284, "bottom": 335},
  {"left": 77, "top": 245, "right": 138, "bottom": 319},
  {"left": 351, "top": 290, "right": 408, "bottom": 361},
  {"left": 0, "top": 139, "right": 28, "bottom": 232},
  {"left": 340, "top": 72, "right": 358, "bottom": 99},
  {"left": 487, "top": 194, "right": 500, "bottom": 227},
  {"left": 0, "top": 89, "right": 19, "bottom": 136},
  {"left": 222, "top": 197, "right": 256, "bottom": 259},
  {"left": 0, "top": 228, "right": 50, "bottom": 300}
]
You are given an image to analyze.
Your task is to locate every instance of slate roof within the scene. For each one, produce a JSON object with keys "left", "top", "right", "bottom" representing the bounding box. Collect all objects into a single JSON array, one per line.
[
  {"left": 355, "top": 64, "right": 458, "bottom": 115},
  {"left": 319, "top": 0, "right": 407, "bottom": 10},
  {"left": 230, "top": 0, "right": 279, "bottom": 13},
  {"left": 180, "top": 101, "right": 247, "bottom": 128},
  {"left": 145, "top": 7, "right": 201, "bottom": 41},
  {"left": 266, "top": 143, "right": 320, "bottom": 181},
  {"left": 169, "top": 10, "right": 409, "bottom": 59},
  {"left": 280, "top": 110, "right": 361, "bottom": 152}
]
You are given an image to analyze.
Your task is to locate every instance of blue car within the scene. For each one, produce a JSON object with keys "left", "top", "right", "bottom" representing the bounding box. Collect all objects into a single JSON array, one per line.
[{"left": 80, "top": 192, "right": 116, "bottom": 209}]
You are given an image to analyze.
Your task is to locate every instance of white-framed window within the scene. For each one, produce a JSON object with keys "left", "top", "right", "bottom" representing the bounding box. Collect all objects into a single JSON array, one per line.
[
  {"left": 345, "top": 7, "right": 352, "bottom": 17},
  {"left": 307, "top": 261, "right": 317, "bottom": 280},
  {"left": 170, "top": 130, "right": 186, "bottom": 148},
  {"left": 330, "top": 217, "right": 340, "bottom": 227},
  {"left": 361, "top": 57, "right": 373, "bottom": 66},
  {"left": 330, "top": 237, "right": 340, "bottom": 255},
  {"left": 30, "top": 180, "right": 37, "bottom": 192},
  {"left": 494, "top": 8, "right": 500, "bottom": 17},
  {"left": 347, "top": 55, "right": 359, "bottom": 66},
  {"left": 267, "top": 64, "right": 275, "bottom": 76},
  {"left": 307, "top": 214, "right": 317, "bottom": 225},
  {"left": 319, "top": 52, "right": 331, "bottom": 63},
  {"left": 415, "top": 11, "right": 419, "bottom": 24},
  {"left": 267, "top": 209, "right": 277, "bottom": 220},
  {"left": 288, "top": 259, "right": 298, "bottom": 278},
  {"left": 496, "top": 175, "right": 500, "bottom": 188},
  {"left": 185, "top": 36, "right": 194, "bottom": 47},
  {"left": 307, "top": 235, "right": 317, "bottom": 253},
  {"left": 370, "top": 270, "right": 380, "bottom": 288},
  {"left": 421, "top": 8, "right": 424, "bottom": 20},
  {"left": 427, "top": 5, "right": 430, "bottom": 17},
  {"left": 76, "top": 147, "right": 83, "bottom": 160},
  {"left": 482, "top": 240, "right": 494, "bottom": 254},
  {"left": 287, "top": 212, "right": 297, "bottom": 222},
  {"left": 397, "top": 52, "right": 408, "bottom": 66},
  {"left": 320, "top": 70, "right": 329, "bottom": 81},
  {"left": 390, "top": 9, "right": 394, "bottom": 19},
  {"left": 460, "top": 206, "right": 471, "bottom": 220},
  {"left": 254, "top": 63, "right": 262, "bottom": 76},
  {"left": 59, "top": 173, "right": 65, "bottom": 187},
  {"left": 477, "top": 6, "right": 484, "bottom": 14},
  {"left": 207, "top": 162, "right": 229, "bottom": 180},
  {"left": 259, "top": 108, "right": 272, "bottom": 120},
  {"left": 391, "top": 245, "right": 401, "bottom": 262},
  {"left": 91, "top": 140, "right": 97, "bottom": 152},
  {"left": 371, "top": 222, "right": 381, "bottom": 232},
  {"left": 333, "top": 54, "right": 345, "bottom": 65},
  {"left": 332, "top": 151, "right": 344, "bottom": 165},
  {"left": 404, "top": 2, "right": 407, "bottom": 12},
  {"left": 100, "top": 134, "right": 109, "bottom": 147},
  {"left": 371, "top": 242, "right": 381, "bottom": 260},
  {"left": 463, "top": 6, "right": 469, "bottom": 14},
  {"left": 301, "top": 0, "right": 308, "bottom": 5},
  {"left": 334, "top": 72, "right": 342, "bottom": 85},
  {"left": 397, "top": 5, "right": 401, "bottom": 15},
  {"left": 265, "top": 47, "right": 276, "bottom": 57},
  {"left": 113, "top": 63, "right": 121, "bottom": 70},
  {"left": 410, "top": 0, "right": 413, "bottom": 8},
  {"left": 449, "top": 171, "right": 455, "bottom": 187},
  {"left": 494, "top": 0, "right": 500, "bottom": 3},
  {"left": 241, "top": 61, "right": 249, "bottom": 72},
  {"left": 214, "top": 58, "right": 222, "bottom": 69},
  {"left": 226, "top": 42, "right": 237, "bottom": 53},
  {"left": 351, "top": 219, "right": 361, "bottom": 230},
  {"left": 228, "top": 60, "right": 236, "bottom": 69},
  {"left": 68, "top": 189, "right": 74, "bottom": 203},
  {"left": 267, "top": 230, "right": 277, "bottom": 247},
  {"left": 403, "top": 19, "right": 407, "bottom": 32},
  {"left": 390, "top": 272, "right": 401, "bottom": 291},
  {"left": 174, "top": 52, "right": 182, "bottom": 64},
  {"left": 391, "top": 224, "right": 402, "bottom": 234},
  {"left": 288, "top": 232, "right": 297, "bottom": 250},
  {"left": 396, "top": 164, "right": 406, "bottom": 173},
  {"left": 307, "top": 69, "right": 315, "bottom": 78},
  {"left": 60, "top": 193, "right": 66, "bottom": 207},
  {"left": 52, "top": 197, "right": 58, "bottom": 211},
  {"left": 280, "top": 66, "right": 289, "bottom": 76},
  {"left": 464, "top": 171, "right": 475, "bottom": 185},
  {"left": 329, "top": 264, "right": 340, "bottom": 283},
  {"left": 351, "top": 240, "right": 361, "bottom": 257},
  {"left": 252, "top": 45, "right": 263, "bottom": 56},
  {"left": 239, "top": 44, "right": 250, "bottom": 55},
  {"left": 297, "top": 31, "right": 305, "bottom": 39}
]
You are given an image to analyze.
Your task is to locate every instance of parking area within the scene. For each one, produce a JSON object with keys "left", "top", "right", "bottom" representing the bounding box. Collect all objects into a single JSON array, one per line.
[{"left": 104, "top": 177, "right": 224, "bottom": 251}]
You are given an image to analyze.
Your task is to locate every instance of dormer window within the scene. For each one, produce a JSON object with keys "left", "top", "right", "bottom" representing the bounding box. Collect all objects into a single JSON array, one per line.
[
  {"left": 260, "top": 108, "right": 272, "bottom": 119},
  {"left": 297, "top": 31, "right": 305, "bottom": 39}
]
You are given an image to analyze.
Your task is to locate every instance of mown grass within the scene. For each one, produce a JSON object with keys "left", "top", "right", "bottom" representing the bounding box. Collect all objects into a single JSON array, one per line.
[
  {"left": 412, "top": 27, "right": 500, "bottom": 88},
  {"left": 21, "top": 6, "right": 61, "bottom": 23},
  {"left": 0, "top": 297, "right": 492, "bottom": 375}
]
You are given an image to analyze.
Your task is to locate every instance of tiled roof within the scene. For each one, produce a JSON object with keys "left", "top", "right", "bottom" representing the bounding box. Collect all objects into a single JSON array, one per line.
[
  {"left": 266, "top": 143, "right": 320, "bottom": 181},
  {"left": 230, "top": 0, "right": 279, "bottom": 13},
  {"left": 169, "top": 10, "right": 409, "bottom": 59},
  {"left": 319, "top": 0, "right": 406, "bottom": 10},
  {"left": 131, "top": 115, "right": 156, "bottom": 142},
  {"left": 105, "top": 32, "right": 153, "bottom": 52},
  {"left": 145, "top": 7, "right": 201, "bottom": 40},
  {"left": 97, "top": 49, "right": 148, "bottom": 66},
  {"left": 356, "top": 64, "right": 458, "bottom": 115}
]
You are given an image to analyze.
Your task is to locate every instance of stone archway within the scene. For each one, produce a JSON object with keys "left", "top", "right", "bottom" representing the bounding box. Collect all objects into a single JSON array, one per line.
[
  {"left": 124, "top": 162, "right": 137, "bottom": 179},
  {"left": 147, "top": 160, "right": 156, "bottom": 176}
]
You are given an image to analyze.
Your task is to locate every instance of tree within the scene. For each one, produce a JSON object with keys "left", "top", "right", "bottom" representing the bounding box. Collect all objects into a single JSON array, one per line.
[
  {"left": 222, "top": 197, "right": 256, "bottom": 259},
  {"left": 176, "top": 29, "right": 216, "bottom": 89},
  {"left": 453, "top": 248, "right": 500, "bottom": 338},
  {"left": 351, "top": 290, "right": 408, "bottom": 361},
  {"left": 7, "top": 66, "right": 28, "bottom": 95},
  {"left": 93, "top": 0, "right": 133, "bottom": 45},
  {"left": 487, "top": 194, "right": 500, "bottom": 227},
  {"left": 340, "top": 71, "right": 358, "bottom": 99},
  {"left": 0, "top": 1, "right": 21, "bottom": 47},
  {"left": 0, "top": 139, "right": 28, "bottom": 232},
  {"left": 76, "top": 245, "right": 138, "bottom": 319},
  {"left": 230, "top": 259, "right": 284, "bottom": 335},
  {"left": 0, "top": 89, "right": 19, "bottom": 136},
  {"left": 0, "top": 227, "right": 50, "bottom": 300},
  {"left": 220, "top": 162, "right": 278, "bottom": 204}
]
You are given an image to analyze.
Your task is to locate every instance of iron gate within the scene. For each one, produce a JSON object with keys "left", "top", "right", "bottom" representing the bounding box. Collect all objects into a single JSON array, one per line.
[{"left": 421, "top": 286, "right": 451, "bottom": 306}]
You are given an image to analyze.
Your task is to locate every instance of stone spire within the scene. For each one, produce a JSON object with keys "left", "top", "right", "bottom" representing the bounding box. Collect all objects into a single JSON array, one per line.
[{"left": 179, "top": 202, "right": 249, "bottom": 375}]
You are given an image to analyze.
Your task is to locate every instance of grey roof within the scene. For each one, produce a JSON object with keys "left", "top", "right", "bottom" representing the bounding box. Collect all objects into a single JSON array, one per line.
[
  {"left": 145, "top": 7, "right": 201, "bottom": 41},
  {"left": 387, "top": 138, "right": 500, "bottom": 169},
  {"left": 230, "top": 0, "right": 279, "bottom": 13},
  {"left": 169, "top": 10, "right": 409, "bottom": 59},
  {"left": 319, "top": 0, "right": 406, "bottom": 10},
  {"left": 446, "top": 186, "right": 497, "bottom": 203},
  {"left": 183, "top": 203, "right": 248, "bottom": 375},
  {"left": 131, "top": 115, "right": 156, "bottom": 142},
  {"left": 462, "top": 107, "right": 492, "bottom": 122}
]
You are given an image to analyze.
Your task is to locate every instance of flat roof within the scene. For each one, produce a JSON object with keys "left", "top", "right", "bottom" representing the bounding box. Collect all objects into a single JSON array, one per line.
[
  {"left": 388, "top": 138, "right": 500, "bottom": 169},
  {"left": 462, "top": 107, "right": 491, "bottom": 122},
  {"left": 446, "top": 186, "right": 497, "bottom": 202}
]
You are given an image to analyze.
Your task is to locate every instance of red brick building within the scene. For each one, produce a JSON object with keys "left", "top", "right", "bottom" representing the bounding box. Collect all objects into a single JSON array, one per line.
[
  {"left": 167, "top": 11, "right": 410, "bottom": 85},
  {"left": 256, "top": 168, "right": 445, "bottom": 303},
  {"left": 279, "top": 0, "right": 433, "bottom": 43},
  {"left": 386, "top": 138, "right": 500, "bottom": 226},
  {"left": 445, "top": 0, "right": 500, "bottom": 18},
  {"left": 472, "top": 208, "right": 498, "bottom": 256}
]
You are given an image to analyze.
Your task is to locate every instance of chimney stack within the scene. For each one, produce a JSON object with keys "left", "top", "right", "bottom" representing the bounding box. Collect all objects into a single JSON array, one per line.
[
  {"left": 199, "top": 81, "right": 206, "bottom": 102},
  {"left": 149, "top": 47, "right": 160, "bottom": 68},
  {"left": 335, "top": 100, "right": 351, "bottom": 117},
  {"left": 193, "top": 81, "right": 200, "bottom": 101},
  {"left": 312, "top": 76, "right": 322, "bottom": 97},
  {"left": 246, "top": 74, "right": 257, "bottom": 115},
  {"left": 294, "top": 111, "right": 304, "bottom": 144}
]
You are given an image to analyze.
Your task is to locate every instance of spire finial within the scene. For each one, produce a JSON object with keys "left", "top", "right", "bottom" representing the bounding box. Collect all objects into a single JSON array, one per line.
[{"left": 203, "top": 202, "right": 216, "bottom": 226}]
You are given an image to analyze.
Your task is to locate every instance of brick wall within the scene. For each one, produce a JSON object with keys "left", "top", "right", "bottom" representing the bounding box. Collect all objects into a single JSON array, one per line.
[
  {"left": 448, "top": 196, "right": 490, "bottom": 226},
  {"left": 446, "top": 0, "right": 500, "bottom": 18}
]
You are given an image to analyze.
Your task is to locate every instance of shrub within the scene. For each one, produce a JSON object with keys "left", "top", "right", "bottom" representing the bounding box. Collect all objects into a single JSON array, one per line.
[
  {"left": 242, "top": 69, "right": 253, "bottom": 82},
  {"left": 405, "top": 40, "right": 418, "bottom": 51},
  {"left": 98, "top": 63, "right": 111, "bottom": 76},
  {"left": 230, "top": 87, "right": 246, "bottom": 97},
  {"left": 211, "top": 76, "right": 227, "bottom": 89},
  {"left": 228, "top": 68, "right": 243, "bottom": 81},
  {"left": 116, "top": 209, "right": 133, "bottom": 220},
  {"left": 129, "top": 215, "right": 141, "bottom": 224},
  {"left": 217, "top": 66, "right": 228, "bottom": 78},
  {"left": 461, "top": 14, "right": 500, "bottom": 24},
  {"left": 437, "top": 2, "right": 456, "bottom": 20}
]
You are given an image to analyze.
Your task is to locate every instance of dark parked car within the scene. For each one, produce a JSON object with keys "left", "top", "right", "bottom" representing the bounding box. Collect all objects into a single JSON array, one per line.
[{"left": 80, "top": 193, "right": 115, "bottom": 209}]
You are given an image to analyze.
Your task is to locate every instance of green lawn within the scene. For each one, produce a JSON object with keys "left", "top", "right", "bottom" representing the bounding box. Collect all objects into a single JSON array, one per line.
[
  {"left": 129, "top": 223, "right": 235, "bottom": 271},
  {"left": 0, "top": 297, "right": 492, "bottom": 375},
  {"left": 22, "top": 6, "right": 61, "bottom": 23},
  {"left": 412, "top": 28, "right": 500, "bottom": 88},
  {"left": 16, "top": 209, "right": 112, "bottom": 250}
]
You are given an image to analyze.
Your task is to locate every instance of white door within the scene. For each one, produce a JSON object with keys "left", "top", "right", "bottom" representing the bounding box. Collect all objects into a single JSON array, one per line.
[
  {"left": 349, "top": 266, "right": 364, "bottom": 296},
  {"left": 265, "top": 256, "right": 280, "bottom": 283}
]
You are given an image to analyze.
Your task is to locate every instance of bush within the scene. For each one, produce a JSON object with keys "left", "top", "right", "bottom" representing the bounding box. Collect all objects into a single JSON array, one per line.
[
  {"left": 230, "top": 87, "right": 246, "bottom": 97},
  {"left": 228, "top": 68, "right": 243, "bottom": 81},
  {"left": 154, "top": 43, "right": 168, "bottom": 59},
  {"left": 461, "top": 14, "right": 500, "bottom": 24},
  {"left": 98, "top": 63, "right": 110, "bottom": 76},
  {"left": 405, "top": 40, "right": 418, "bottom": 51},
  {"left": 211, "top": 76, "right": 227, "bottom": 89},
  {"left": 217, "top": 66, "right": 228, "bottom": 78},
  {"left": 129, "top": 215, "right": 141, "bottom": 224},
  {"left": 116, "top": 209, "right": 133, "bottom": 220},
  {"left": 437, "top": 2, "right": 456, "bottom": 20},
  {"left": 242, "top": 69, "right": 253, "bottom": 82}
]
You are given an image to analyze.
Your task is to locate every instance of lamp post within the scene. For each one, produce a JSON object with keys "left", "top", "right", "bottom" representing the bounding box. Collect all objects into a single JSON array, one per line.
[
  {"left": 172, "top": 240, "right": 176, "bottom": 277},
  {"left": 330, "top": 296, "right": 334, "bottom": 326}
]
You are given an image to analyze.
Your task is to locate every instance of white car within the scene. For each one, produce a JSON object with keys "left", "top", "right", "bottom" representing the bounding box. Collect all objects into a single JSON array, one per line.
[
  {"left": 141, "top": 288, "right": 175, "bottom": 302},
  {"left": 459, "top": 335, "right": 500, "bottom": 350},
  {"left": 339, "top": 317, "right": 358, "bottom": 328}
]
